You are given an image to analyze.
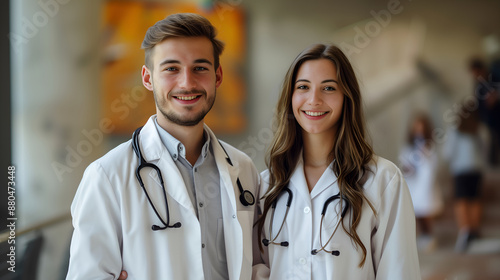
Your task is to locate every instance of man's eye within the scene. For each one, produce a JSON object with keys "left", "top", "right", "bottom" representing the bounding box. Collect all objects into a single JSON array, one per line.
[
  {"left": 195, "top": 66, "right": 208, "bottom": 71},
  {"left": 164, "top": 67, "right": 177, "bottom": 71}
]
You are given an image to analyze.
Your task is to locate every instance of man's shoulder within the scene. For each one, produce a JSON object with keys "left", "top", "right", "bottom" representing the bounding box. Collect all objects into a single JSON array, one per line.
[{"left": 90, "top": 139, "right": 134, "bottom": 171}]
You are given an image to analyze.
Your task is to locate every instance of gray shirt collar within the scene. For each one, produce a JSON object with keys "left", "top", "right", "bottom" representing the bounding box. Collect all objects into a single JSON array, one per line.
[{"left": 154, "top": 117, "right": 211, "bottom": 162}]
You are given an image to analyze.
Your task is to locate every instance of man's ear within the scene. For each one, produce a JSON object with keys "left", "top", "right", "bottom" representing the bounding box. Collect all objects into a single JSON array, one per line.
[
  {"left": 215, "top": 65, "right": 223, "bottom": 89},
  {"left": 142, "top": 65, "right": 154, "bottom": 91}
]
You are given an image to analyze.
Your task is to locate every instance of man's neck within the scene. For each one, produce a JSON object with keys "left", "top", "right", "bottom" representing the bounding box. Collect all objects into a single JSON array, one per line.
[{"left": 157, "top": 117, "right": 206, "bottom": 165}]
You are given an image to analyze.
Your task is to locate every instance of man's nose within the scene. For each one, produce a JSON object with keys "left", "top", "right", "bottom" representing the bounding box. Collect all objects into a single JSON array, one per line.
[{"left": 178, "top": 70, "right": 196, "bottom": 89}]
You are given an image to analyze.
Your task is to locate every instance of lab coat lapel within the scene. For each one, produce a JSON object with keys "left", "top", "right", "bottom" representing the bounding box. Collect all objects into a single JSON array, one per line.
[
  {"left": 138, "top": 116, "right": 197, "bottom": 217},
  {"left": 310, "top": 161, "right": 339, "bottom": 199},
  {"left": 208, "top": 131, "right": 238, "bottom": 213},
  {"left": 205, "top": 125, "right": 242, "bottom": 280},
  {"left": 289, "top": 154, "right": 311, "bottom": 203}
]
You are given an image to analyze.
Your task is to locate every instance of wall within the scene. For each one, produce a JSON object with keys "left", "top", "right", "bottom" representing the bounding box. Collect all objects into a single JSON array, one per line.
[{"left": 11, "top": 0, "right": 103, "bottom": 278}]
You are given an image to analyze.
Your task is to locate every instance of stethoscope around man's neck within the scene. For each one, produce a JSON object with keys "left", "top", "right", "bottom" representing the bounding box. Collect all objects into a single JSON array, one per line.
[{"left": 132, "top": 126, "right": 255, "bottom": 231}]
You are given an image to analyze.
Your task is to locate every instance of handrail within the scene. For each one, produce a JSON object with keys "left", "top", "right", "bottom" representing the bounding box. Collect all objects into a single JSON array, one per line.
[{"left": 0, "top": 213, "right": 71, "bottom": 243}]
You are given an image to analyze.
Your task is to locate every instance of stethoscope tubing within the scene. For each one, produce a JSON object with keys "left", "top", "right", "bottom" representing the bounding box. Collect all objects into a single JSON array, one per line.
[
  {"left": 263, "top": 186, "right": 350, "bottom": 256},
  {"left": 132, "top": 125, "right": 255, "bottom": 231},
  {"left": 133, "top": 126, "right": 181, "bottom": 230}
]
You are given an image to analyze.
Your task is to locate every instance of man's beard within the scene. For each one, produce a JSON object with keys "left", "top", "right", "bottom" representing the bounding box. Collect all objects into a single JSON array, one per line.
[{"left": 154, "top": 88, "right": 216, "bottom": 127}]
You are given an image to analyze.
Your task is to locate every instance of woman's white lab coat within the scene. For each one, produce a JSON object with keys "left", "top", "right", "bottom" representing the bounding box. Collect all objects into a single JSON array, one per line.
[
  {"left": 66, "top": 116, "right": 260, "bottom": 280},
  {"left": 253, "top": 155, "right": 421, "bottom": 280}
]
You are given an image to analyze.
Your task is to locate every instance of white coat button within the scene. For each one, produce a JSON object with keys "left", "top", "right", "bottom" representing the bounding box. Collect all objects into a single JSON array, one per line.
[
  {"left": 232, "top": 215, "right": 236, "bottom": 219},
  {"left": 304, "top": 207, "right": 310, "bottom": 214},
  {"left": 299, "top": 258, "right": 307, "bottom": 265}
]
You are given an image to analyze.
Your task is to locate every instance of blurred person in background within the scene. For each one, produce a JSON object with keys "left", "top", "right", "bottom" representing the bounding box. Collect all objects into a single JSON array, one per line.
[
  {"left": 252, "top": 43, "right": 420, "bottom": 280},
  {"left": 67, "top": 13, "right": 260, "bottom": 280},
  {"left": 399, "top": 113, "right": 443, "bottom": 253},
  {"left": 443, "top": 102, "right": 486, "bottom": 252},
  {"left": 469, "top": 58, "right": 500, "bottom": 166}
]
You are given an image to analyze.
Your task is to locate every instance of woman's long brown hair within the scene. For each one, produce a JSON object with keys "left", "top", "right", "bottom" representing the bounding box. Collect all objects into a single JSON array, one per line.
[{"left": 256, "top": 44, "right": 375, "bottom": 267}]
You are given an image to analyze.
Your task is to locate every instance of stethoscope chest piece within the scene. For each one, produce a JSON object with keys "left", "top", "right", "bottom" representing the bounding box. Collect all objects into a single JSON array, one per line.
[{"left": 240, "top": 189, "right": 255, "bottom": 206}]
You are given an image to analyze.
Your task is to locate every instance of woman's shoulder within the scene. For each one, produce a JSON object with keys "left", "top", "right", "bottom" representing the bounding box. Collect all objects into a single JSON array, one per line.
[
  {"left": 363, "top": 155, "right": 405, "bottom": 193},
  {"left": 368, "top": 155, "right": 401, "bottom": 174}
]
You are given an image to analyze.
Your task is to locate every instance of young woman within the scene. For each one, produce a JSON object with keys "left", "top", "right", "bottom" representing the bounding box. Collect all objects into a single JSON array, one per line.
[
  {"left": 400, "top": 113, "right": 443, "bottom": 252},
  {"left": 252, "top": 44, "right": 421, "bottom": 279},
  {"left": 443, "top": 104, "right": 485, "bottom": 252}
]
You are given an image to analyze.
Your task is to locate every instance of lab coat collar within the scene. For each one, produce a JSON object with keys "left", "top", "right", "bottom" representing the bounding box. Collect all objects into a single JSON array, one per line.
[
  {"left": 289, "top": 150, "right": 339, "bottom": 200},
  {"left": 138, "top": 116, "right": 196, "bottom": 216},
  {"left": 139, "top": 116, "right": 164, "bottom": 162},
  {"left": 310, "top": 160, "right": 339, "bottom": 199},
  {"left": 204, "top": 124, "right": 239, "bottom": 212}
]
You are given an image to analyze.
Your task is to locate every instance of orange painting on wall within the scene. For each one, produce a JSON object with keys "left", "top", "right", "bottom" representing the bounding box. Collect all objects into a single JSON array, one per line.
[{"left": 102, "top": 1, "right": 247, "bottom": 135}]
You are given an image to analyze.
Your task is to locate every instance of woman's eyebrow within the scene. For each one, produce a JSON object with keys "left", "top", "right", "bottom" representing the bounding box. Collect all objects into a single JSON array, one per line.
[{"left": 295, "top": 79, "right": 338, "bottom": 84}]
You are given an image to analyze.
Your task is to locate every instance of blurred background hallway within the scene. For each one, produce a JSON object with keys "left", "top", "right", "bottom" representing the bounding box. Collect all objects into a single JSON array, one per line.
[
  {"left": 1, "top": 0, "right": 500, "bottom": 279},
  {"left": 419, "top": 167, "right": 500, "bottom": 280}
]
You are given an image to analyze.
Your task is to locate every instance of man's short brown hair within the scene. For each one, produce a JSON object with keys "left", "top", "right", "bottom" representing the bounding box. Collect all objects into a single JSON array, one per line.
[{"left": 141, "top": 13, "right": 225, "bottom": 70}]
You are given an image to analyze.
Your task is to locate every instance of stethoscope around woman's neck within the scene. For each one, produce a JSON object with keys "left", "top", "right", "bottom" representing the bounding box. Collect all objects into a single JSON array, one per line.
[
  {"left": 262, "top": 185, "right": 349, "bottom": 256},
  {"left": 132, "top": 126, "right": 255, "bottom": 231}
]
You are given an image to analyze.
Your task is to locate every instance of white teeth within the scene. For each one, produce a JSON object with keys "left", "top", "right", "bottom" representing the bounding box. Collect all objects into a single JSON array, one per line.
[
  {"left": 304, "top": 111, "right": 327, "bottom": 116},
  {"left": 176, "top": 96, "right": 198, "bottom": 101}
]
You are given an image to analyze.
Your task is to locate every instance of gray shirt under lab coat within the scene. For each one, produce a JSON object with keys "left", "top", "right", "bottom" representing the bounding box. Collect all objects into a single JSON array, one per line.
[{"left": 155, "top": 119, "right": 228, "bottom": 279}]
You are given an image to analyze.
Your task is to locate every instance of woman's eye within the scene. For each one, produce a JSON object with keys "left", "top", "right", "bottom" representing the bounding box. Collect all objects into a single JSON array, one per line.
[
  {"left": 297, "top": 85, "right": 308, "bottom": 90},
  {"left": 324, "top": 86, "right": 336, "bottom": 91}
]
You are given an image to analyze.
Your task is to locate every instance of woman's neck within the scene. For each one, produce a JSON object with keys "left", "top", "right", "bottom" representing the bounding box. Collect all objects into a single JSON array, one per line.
[
  {"left": 302, "top": 131, "right": 336, "bottom": 167},
  {"left": 302, "top": 131, "right": 336, "bottom": 191}
]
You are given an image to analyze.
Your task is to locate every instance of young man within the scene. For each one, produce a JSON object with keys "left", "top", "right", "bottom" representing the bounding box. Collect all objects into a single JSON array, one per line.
[{"left": 66, "top": 13, "right": 260, "bottom": 280}]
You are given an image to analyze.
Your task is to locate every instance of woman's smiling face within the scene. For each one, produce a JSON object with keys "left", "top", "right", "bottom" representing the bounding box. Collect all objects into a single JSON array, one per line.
[{"left": 292, "top": 58, "right": 345, "bottom": 137}]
